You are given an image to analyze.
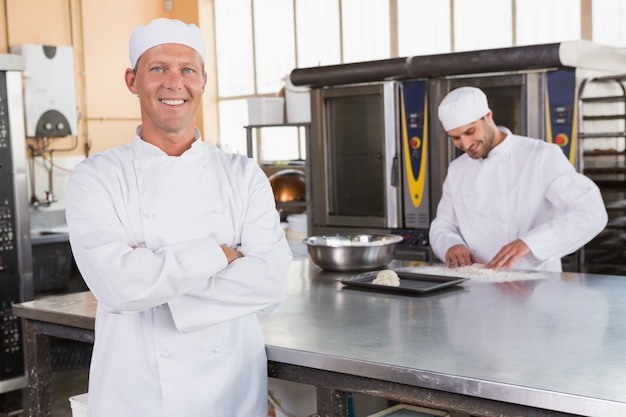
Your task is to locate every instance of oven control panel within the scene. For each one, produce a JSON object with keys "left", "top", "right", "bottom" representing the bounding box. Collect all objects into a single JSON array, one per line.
[
  {"left": 392, "top": 228, "right": 429, "bottom": 247},
  {"left": 391, "top": 229, "right": 432, "bottom": 262}
]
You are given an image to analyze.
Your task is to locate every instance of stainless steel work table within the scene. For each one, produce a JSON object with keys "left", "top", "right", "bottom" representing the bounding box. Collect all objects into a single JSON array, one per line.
[{"left": 13, "top": 258, "right": 626, "bottom": 417}]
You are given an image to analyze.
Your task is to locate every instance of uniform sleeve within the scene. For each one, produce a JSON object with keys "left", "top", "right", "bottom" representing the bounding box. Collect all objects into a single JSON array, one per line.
[
  {"left": 429, "top": 170, "right": 467, "bottom": 263},
  {"left": 66, "top": 160, "right": 229, "bottom": 314},
  {"left": 520, "top": 146, "right": 608, "bottom": 262},
  {"left": 67, "top": 156, "right": 292, "bottom": 333},
  {"left": 167, "top": 161, "right": 292, "bottom": 333}
]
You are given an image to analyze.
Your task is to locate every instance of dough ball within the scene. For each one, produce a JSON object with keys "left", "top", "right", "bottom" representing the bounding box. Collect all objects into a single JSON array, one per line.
[{"left": 372, "top": 269, "right": 400, "bottom": 287}]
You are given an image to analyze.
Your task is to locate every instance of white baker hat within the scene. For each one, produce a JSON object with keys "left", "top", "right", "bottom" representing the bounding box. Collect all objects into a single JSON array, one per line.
[
  {"left": 438, "top": 86, "right": 491, "bottom": 131},
  {"left": 129, "top": 18, "right": 206, "bottom": 68}
]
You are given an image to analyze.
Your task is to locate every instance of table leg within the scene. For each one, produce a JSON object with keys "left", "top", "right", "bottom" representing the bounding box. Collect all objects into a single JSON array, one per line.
[
  {"left": 316, "top": 387, "right": 348, "bottom": 417},
  {"left": 23, "top": 319, "right": 52, "bottom": 417}
]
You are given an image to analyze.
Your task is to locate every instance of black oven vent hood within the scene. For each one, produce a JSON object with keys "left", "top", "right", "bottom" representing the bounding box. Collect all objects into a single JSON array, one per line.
[{"left": 290, "top": 40, "right": 626, "bottom": 87}]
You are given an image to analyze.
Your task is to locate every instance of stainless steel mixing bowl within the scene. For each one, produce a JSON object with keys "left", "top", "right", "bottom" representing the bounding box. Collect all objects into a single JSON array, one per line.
[{"left": 302, "top": 234, "right": 403, "bottom": 272}]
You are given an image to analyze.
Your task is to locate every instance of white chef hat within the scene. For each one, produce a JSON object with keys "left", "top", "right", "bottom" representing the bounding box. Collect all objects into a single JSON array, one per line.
[
  {"left": 129, "top": 18, "right": 205, "bottom": 68},
  {"left": 438, "top": 86, "right": 491, "bottom": 131}
]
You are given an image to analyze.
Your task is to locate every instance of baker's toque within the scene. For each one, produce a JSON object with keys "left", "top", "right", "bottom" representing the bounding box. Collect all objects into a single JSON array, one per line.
[
  {"left": 129, "top": 18, "right": 205, "bottom": 68},
  {"left": 438, "top": 86, "right": 491, "bottom": 131}
]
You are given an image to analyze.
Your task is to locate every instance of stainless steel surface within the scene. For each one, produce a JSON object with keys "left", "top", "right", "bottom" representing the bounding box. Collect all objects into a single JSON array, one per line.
[
  {"left": 291, "top": 43, "right": 562, "bottom": 87},
  {"left": 291, "top": 41, "right": 626, "bottom": 88},
  {"left": 12, "top": 291, "right": 96, "bottom": 329},
  {"left": 309, "top": 82, "right": 400, "bottom": 232},
  {"left": 12, "top": 261, "right": 626, "bottom": 416},
  {"left": 259, "top": 258, "right": 626, "bottom": 416},
  {"left": 303, "top": 234, "right": 403, "bottom": 272},
  {"left": 291, "top": 57, "right": 409, "bottom": 88},
  {"left": 31, "top": 232, "right": 69, "bottom": 245}
]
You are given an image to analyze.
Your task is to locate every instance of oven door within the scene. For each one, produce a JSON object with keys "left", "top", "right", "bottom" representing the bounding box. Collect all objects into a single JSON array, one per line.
[{"left": 310, "top": 82, "right": 400, "bottom": 232}]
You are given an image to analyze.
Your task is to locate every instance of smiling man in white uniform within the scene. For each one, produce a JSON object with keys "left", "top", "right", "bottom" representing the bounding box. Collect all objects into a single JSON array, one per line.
[
  {"left": 65, "top": 18, "right": 292, "bottom": 417},
  {"left": 429, "top": 86, "right": 607, "bottom": 272}
]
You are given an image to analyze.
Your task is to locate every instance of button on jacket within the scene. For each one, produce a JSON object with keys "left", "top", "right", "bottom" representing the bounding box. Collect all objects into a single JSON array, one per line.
[
  {"left": 430, "top": 128, "right": 607, "bottom": 272},
  {"left": 66, "top": 128, "right": 292, "bottom": 417}
]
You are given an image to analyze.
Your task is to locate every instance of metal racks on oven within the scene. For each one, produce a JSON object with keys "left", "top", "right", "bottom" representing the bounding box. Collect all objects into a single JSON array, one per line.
[{"left": 577, "top": 75, "right": 626, "bottom": 275}]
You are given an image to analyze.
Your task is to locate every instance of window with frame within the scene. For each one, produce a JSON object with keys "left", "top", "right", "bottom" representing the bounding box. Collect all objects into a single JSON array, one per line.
[{"left": 213, "top": 0, "right": 607, "bottom": 161}]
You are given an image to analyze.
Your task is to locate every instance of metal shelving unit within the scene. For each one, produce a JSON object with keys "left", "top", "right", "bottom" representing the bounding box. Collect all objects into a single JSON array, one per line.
[
  {"left": 577, "top": 75, "right": 626, "bottom": 274},
  {"left": 243, "top": 123, "right": 311, "bottom": 227},
  {"left": 244, "top": 123, "right": 309, "bottom": 160}
]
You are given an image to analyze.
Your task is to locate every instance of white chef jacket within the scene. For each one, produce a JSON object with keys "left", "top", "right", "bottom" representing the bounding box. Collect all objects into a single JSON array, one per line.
[
  {"left": 429, "top": 128, "right": 607, "bottom": 272},
  {"left": 65, "top": 127, "right": 292, "bottom": 417}
]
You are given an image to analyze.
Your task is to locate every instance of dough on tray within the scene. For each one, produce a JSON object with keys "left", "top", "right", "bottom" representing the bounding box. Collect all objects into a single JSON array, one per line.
[{"left": 372, "top": 269, "right": 400, "bottom": 287}]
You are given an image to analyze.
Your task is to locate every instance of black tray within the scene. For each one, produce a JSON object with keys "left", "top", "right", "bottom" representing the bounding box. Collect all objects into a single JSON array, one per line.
[{"left": 341, "top": 270, "right": 467, "bottom": 295}]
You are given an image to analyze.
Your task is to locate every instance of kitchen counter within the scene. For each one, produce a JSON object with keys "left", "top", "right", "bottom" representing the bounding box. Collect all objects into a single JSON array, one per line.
[{"left": 13, "top": 258, "right": 626, "bottom": 416}]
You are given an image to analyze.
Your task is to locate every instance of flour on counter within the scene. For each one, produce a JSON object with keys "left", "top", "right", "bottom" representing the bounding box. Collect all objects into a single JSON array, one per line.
[{"left": 399, "top": 263, "right": 550, "bottom": 282}]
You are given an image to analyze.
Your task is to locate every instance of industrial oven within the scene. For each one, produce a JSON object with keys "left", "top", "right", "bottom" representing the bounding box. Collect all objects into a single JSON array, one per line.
[
  {"left": 0, "top": 54, "right": 33, "bottom": 415},
  {"left": 298, "top": 41, "right": 626, "bottom": 270}
]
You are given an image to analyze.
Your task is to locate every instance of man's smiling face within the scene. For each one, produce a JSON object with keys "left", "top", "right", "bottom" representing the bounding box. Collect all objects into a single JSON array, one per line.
[{"left": 126, "top": 43, "right": 206, "bottom": 135}]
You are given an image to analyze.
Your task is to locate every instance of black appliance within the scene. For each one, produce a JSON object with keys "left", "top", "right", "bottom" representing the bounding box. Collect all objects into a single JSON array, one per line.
[{"left": 0, "top": 54, "right": 33, "bottom": 416}]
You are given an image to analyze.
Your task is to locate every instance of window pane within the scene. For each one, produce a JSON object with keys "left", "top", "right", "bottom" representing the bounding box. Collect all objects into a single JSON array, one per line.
[
  {"left": 398, "top": 0, "right": 451, "bottom": 56},
  {"left": 342, "top": 0, "right": 390, "bottom": 62},
  {"left": 218, "top": 100, "right": 305, "bottom": 163},
  {"left": 516, "top": 0, "right": 580, "bottom": 45},
  {"left": 218, "top": 99, "right": 249, "bottom": 155},
  {"left": 258, "top": 126, "right": 306, "bottom": 163},
  {"left": 214, "top": 0, "right": 255, "bottom": 97},
  {"left": 593, "top": 0, "right": 626, "bottom": 47},
  {"left": 454, "top": 0, "right": 512, "bottom": 51},
  {"left": 295, "top": 0, "right": 341, "bottom": 67},
  {"left": 253, "top": 0, "right": 296, "bottom": 94}
]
